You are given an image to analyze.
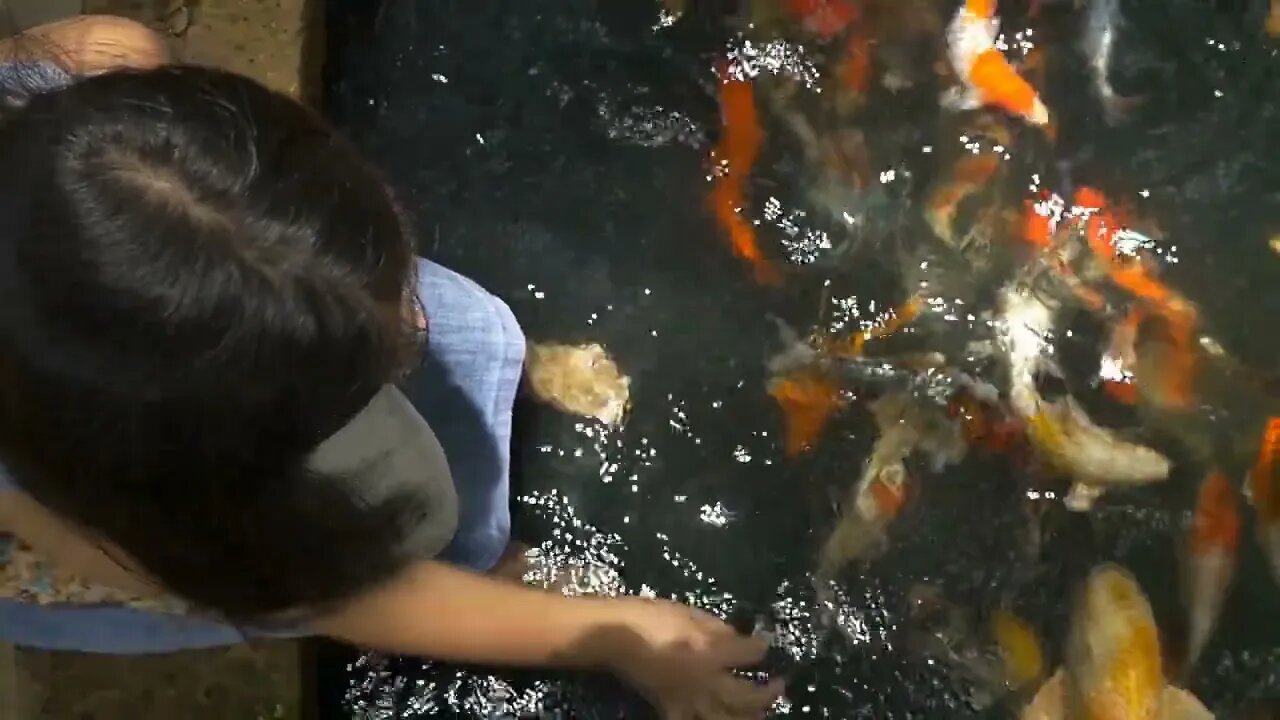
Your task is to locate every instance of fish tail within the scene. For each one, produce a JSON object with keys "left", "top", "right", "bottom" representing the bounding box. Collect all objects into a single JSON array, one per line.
[
  {"left": 1101, "top": 91, "right": 1145, "bottom": 126},
  {"left": 969, "top": 49, "right": 1049, "bottom": 125},
  {"left": 927, "top": 155, "right": 1002, "bottom": 241},
  {"left": 1250, "top": 417, "right": 1280, "bottom": 531},
  {"left": 767, "top": 371, "right": 843, "bottom": 456},
  {"left": 1188, "top": 470, "right": 1240, "bottom": 580},
  {"left": 1180, "top": 470, "right": 1239, "bottom": 674}
]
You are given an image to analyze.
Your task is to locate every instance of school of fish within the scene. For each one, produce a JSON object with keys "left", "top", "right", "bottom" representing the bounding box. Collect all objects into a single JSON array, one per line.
[{"left": 685, "top": 0, "right": 1280, "bottom": 715}]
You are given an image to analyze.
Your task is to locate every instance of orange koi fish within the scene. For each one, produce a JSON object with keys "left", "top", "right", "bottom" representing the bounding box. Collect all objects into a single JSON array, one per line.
[
  {"left": 823, "top": 297, "right": 924, "bottom": 358},
  {"left": 839, "top": 30, "right": 874, "bottom": 95},
  {"left": 1073, "top": 187, "right": 1199, "bottom": 409},
  {"left": 1182, "top": 469, "right": 1239, "bottom": 673},
  {"left": 949, "top": 391, "right": 1022, "bottom": 455},
  {"left": 925, "top": 152, "right": 1003, "bottom": 244},
  {"left": 1022, "top": 197, "right": 1055, "bottom": 248},
  {"left": 768, "top": 370, "right": 844, "bottom": 456},
  {"left": 769, "top": 299, "right": 923, "bottom": 455},
  {"left": 708, "top": 62, "right": 782, "bottom": 286},
  {"left": 1100, "top": 307, "right": 1143, "bottom": 405},
  {"left": 945, "top": 0, "right": 1050, "bottom": 126},
  {"left": 1250, "top": 417, "right": 1280, "bottom": 584},
  {"left": 786, "top": 0, "right": 862, "bottom": 40}
]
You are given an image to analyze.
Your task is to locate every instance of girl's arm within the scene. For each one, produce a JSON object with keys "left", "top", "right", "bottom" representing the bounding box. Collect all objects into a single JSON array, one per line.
[
  {"left": 0, "top": 15, "right": 168, "bottom": 75},
  {"left": 310, "top": 558, "right": 784, "bottom": 716},
  {"left": 310, "top": 559, "right": 627, "bottom": 667}
]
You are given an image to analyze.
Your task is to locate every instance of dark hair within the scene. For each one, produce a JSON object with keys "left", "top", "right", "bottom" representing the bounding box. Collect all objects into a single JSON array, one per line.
[{"left": 0, "top": 65, "right": 433, "bottom": 621}]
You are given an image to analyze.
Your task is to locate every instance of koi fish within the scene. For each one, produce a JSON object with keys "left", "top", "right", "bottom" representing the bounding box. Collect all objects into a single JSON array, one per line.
[
  {"left": 1267, "top": 0, "right": 1280, "bottom": 39},
  {"left": 993, "top": 608, "right": 1048, "bottom": 693},
  {"left": 1099, "top": 307, "right": 1142, "bottom": 404},
  {"left": 766, "top": 302, "right": 928, "bottom": 456},
  {"left": 814, "top": 393, "right": 966, "bottom": 586},
  {"left": 1081, "top": 0, "right": 1144, "bottom": 125},
  {"left": 1249, "top": 417, "right": 1280, "bottom": 584},
  {"left": 1073, "top": 187, "right": 1199, "bottom": 410},
  {"left": 708, "top": 63, "right": 782, "bottom": 285},
  {"left": 944, "top": 0, "right": 1050, "bottom": 126},
  {"left": 785, "top": 0, "right": 861, "bottom": 40},
  {"left": 907, "top": 585, "right": 1046, "bottom": 709},
  {"left": 925, "top": 152, "right": 1004, "bottom": 245},
  {"left": 768, "top": 370, "right": 846, "bottom": 456},
  {"left": 839, "top": 30, "right": 874, "bottom": 95},
  {"left": 999, "top": 285, "right": 1170, "bottom": 510},
  {"left": 950, "top": 389, "right": 1023, "bottom": 455},
  {"left": 1181, "top": 469, "right": 1239, "bottom": 673},
  {"left": 1022, "top": 564, "right": 1215, "bottom": 720}
]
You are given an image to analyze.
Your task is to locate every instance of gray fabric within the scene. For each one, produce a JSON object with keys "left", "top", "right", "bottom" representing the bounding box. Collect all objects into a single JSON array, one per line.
[
  {"left": 307, "top": 384, "right": 458, "bottom": 559},
  {"left": 0, "top": 59, "right": 70, "bottom": 107}
]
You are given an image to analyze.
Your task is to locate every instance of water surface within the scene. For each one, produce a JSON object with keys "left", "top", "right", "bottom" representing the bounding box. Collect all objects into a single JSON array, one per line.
[{"left": 320, "top": 0, "right": 1280, "bottom": 716}]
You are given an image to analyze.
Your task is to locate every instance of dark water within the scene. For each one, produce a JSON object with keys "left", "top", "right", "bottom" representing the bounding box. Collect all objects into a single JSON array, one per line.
[{"left": 318, "top": 0, "right": 1280, "bottom": 716}]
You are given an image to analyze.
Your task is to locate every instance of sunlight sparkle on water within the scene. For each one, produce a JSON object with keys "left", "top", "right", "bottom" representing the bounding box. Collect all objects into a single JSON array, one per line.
[{"left": 723, "top": 38, "right": 820, "bottom": 88}]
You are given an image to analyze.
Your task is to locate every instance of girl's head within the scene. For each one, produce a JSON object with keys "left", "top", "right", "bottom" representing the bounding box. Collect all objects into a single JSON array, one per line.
[{"left": 0, "top": 65, "right": 439, "bottom": 620}]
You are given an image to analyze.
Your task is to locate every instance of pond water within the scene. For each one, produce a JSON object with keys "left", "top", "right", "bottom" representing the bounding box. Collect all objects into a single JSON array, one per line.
[{"left": 318, "top": 0, "right": 1280, "bottom": 716}]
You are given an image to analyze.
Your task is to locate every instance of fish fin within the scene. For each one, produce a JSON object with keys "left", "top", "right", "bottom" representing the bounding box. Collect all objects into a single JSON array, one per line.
[
  {"left": 1159, "top": 685, "right": 1215, "bottom": 720},
  {"left": 940, "top": 84, "right": 983, "bottom": 112},
  {"left": 1064, "top": 482, "right": 1105, "bottom": 512},
  {"left": 1020, "top": 669, "right": 1065, "bottom": 720},
  {"left": 1102, "top": 92, "right": 1146, "bottom": 126},
  {"left": 765, "top": 316, "right": 818, "bottom": 374}
]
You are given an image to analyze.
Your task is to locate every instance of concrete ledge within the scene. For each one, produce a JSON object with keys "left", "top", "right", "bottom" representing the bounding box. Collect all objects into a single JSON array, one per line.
[
  {"left": 80, "top": 0, "right": 323, "bottom": 102},
  {"left": 2, "top": 1, "right": 320, "bottom": 714}
]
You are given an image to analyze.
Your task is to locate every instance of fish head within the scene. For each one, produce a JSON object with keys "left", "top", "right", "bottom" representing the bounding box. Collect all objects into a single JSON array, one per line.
[
  {"left": 990, "top": 609, "right": 1045, "bottom": 691},
  {"left": 1063, "top": 564, "right": 1164, "bottom": 720}
]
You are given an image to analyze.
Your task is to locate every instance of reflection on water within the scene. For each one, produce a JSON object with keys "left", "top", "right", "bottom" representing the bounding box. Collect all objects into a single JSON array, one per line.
[{"left": 322, "top": 0, "right": 1280, "bottom": 715}]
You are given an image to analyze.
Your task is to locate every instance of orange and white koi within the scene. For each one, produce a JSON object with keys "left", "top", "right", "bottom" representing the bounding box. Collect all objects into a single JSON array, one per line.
[
  {"left": 1073, "top": 187, "right": 1199, "bottom": 410},
  {"left": 998, "top": 284, "right": 1170, "bottom": 510},
  {"left": 944, "top": 0, "right": 1050, "bottom": 126},
  {"left": 1249, "top": 417, "right": 1280, "bottom": 585},
  {"left": 814, "top": 393, "right": 966, "bottom": 585},
  {"left": 708, "top": 62, "right": 782, "bottom": 285},
  {"left": 1181, "top": 469, "right": 1239, "bottom": 673},
  {"left": 1022, "top": 564, "right": 1214, "bottom": 720}
]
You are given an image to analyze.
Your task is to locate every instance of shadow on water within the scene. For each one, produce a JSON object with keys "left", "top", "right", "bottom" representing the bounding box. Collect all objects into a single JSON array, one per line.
[{"left": 318, "top": 0, "right": 1280, "bottom": 716}]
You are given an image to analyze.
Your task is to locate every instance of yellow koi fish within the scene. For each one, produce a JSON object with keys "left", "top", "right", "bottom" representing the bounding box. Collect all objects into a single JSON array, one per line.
[{"left": 1022, "top": 564, "right": 1213, "bottom": 720}]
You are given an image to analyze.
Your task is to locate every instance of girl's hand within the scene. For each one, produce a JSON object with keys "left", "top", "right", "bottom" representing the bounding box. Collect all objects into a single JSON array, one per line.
[{"left": 604, "top": 597, "right": 785, "bottom": 719}]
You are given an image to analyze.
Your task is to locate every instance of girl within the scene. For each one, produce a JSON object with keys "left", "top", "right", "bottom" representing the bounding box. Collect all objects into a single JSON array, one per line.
[{"left": 0, "top": 15, "right": 781, "bottom": 719}]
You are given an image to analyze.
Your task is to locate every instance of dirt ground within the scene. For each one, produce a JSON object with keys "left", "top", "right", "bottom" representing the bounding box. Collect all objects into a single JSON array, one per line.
[{"left": 3, "top": 2, "right": 321, "bottom": 718}]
